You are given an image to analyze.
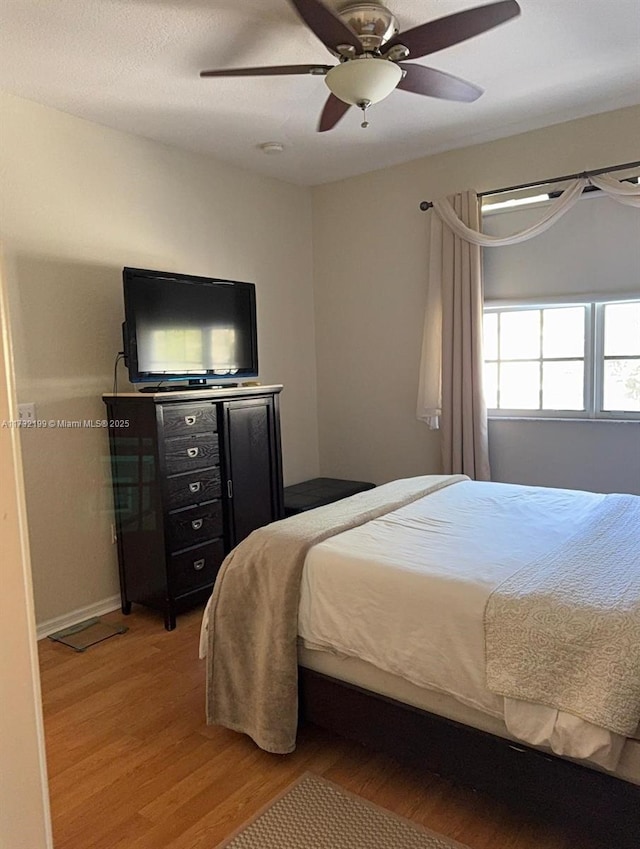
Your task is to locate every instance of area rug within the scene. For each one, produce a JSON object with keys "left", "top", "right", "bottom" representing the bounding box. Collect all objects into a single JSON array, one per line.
[{"left": 217, "top": 773, "right": 471, "bottom": 849}]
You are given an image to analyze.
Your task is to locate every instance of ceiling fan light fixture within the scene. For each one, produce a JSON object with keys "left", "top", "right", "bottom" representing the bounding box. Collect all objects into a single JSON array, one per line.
[
  {"left": 200, "top": 0, "right": 522, "bottom": 133},
  {"left": 325, "top": 57, "right": 402, "bottom": 106}
]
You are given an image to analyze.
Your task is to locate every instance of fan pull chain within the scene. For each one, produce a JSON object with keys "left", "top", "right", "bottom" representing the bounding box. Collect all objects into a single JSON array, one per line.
[{"left": 360, "top": 100, "right": 370, "bottom": 129}]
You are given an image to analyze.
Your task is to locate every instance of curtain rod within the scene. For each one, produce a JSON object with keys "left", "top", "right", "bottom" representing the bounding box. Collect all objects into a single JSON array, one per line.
[{"left": 418, "top": 159, "right": 640, "bottom": 211}]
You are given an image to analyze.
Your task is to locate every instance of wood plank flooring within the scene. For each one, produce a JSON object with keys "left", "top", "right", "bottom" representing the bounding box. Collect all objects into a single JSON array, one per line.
[{"left": 39, "top": 606, "right": 602, "bottom": 849}]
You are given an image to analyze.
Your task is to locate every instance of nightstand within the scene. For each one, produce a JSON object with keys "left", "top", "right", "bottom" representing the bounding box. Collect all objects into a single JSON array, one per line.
[{"left": 284, "top": 477, "right": 375, "bottom": 516}]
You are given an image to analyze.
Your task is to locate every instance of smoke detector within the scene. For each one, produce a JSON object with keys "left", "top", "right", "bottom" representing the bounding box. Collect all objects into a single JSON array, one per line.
[{"left": 258, "top": 142, "right": 285, "bottom": 155}]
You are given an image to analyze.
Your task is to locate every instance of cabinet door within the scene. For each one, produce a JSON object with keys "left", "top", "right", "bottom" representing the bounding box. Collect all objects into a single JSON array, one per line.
[{"left": 222, "top": 396, "right": 284, "bottom": 548}]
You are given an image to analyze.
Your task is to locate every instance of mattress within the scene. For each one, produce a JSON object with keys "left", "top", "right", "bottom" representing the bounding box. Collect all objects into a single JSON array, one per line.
[{"left": 298, "top": 479, "right": 638, "bottom": 772}]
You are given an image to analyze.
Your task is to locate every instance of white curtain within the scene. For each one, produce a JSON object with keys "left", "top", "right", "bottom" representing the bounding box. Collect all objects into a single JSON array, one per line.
[
  {"left": 417, "top": 190, "right": 490, "bottom": 480},
  {"left": 417, "top": 213, "right": 444, "bottom": 429},
  {"left": 417, "top": 171, "right": 640, "bottom": 477}
]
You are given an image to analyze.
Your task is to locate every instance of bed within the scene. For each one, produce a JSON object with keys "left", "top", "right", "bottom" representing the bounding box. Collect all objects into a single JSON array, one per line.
[{"left": 200, "top": 475, "right": 640, "bottom": 843}]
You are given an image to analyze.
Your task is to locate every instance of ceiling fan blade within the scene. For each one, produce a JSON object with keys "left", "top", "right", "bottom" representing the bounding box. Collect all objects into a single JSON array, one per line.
[
  {"left": 318, "top": 94, "right": 351, "bottom": 132},
  {"left": 289, "top": 0, "right": 363, "bottom": 54},
  {"left": 200, "top": 64, "right": 332, "bottom": 78},
  {"left": 385, "top": 0, "right": 521, "bottom": 60},
  {"left": 397, "top": 63, "right": 483, "bottom": 102}
]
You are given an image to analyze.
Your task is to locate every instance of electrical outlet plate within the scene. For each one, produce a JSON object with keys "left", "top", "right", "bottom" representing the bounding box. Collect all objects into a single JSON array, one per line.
[{"left": 18, "top": 403, "right": 36, "bottom": 421}]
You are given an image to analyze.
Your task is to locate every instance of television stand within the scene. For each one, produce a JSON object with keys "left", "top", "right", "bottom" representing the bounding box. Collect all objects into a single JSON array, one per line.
[{"left": 103, "top": 385, "right": 284, "bottom": 629}]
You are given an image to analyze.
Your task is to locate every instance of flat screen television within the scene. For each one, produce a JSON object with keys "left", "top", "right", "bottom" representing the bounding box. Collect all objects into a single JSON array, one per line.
[{"left": 122, "top": 267, "right": 258, "bottom": 387}]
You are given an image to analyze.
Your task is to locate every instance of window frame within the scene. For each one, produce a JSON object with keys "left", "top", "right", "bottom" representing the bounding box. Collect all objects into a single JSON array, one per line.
[{"left": 484, "top": 296, "right": 640, "bottom": 421}]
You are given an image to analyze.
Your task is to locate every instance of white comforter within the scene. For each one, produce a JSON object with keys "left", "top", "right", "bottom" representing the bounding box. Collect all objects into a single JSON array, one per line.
[{"left": 298, "top": 479, "right": 632, "bottom": 769}]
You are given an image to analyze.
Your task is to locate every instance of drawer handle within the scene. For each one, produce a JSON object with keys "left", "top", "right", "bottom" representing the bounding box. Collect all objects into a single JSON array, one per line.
[
  {"left": 191, "top": 518, "right": 203, "bottom": 531},
  {"left": 193, "top": 558, "right": 205, "bottom": 571},
  {"left": 187, "top": 447, "right": 199, "bottom": 458},
  {"left": 189, "top": 481, "right": 201, "bottom": 494},
  {"left": 184, "top": 415, "right": 196, "bottom": 426}
]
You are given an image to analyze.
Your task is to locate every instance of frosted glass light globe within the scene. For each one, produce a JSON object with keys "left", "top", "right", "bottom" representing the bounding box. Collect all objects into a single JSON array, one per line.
[{"left": 325, "top": 58, "right": 402, "bottom": 106}]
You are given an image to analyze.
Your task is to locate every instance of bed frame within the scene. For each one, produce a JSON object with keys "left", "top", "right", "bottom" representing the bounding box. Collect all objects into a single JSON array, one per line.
[{"left": 299, "top": 667, "right": 640, "bottom": 848}]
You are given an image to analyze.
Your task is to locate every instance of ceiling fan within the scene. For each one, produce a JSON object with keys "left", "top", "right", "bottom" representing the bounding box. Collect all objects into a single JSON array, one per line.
[{"left": 200, "top": 0, "right": 521, "bottom": 132}]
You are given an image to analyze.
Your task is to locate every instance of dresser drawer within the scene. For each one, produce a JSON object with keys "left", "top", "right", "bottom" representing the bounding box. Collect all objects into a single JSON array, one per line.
[
  {"left": 170, "top": 540, "right": 225, "bottom": 596},
  {"left": 164, "top": 434, "right": 219, "bottom": 475},
  {"left": 167, "top": 501, "right": 223, "bottom": 551},
  {"left": 165, "top": 467, "right": 221, "bottom": 511},
  {"left": 162, "top": 403, "right": 218, "bottom": 437}
]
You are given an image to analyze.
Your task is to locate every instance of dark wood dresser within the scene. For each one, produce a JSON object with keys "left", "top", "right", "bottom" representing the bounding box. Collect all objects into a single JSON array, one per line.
[{"left": 103, "top": 385, "right": 284, "bottom": 629}]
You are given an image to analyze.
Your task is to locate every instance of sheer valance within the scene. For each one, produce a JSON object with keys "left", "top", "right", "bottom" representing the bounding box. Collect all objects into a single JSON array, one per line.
[
  {"left": 431, "top": 173, "right": 640, "bottom": 247},
  {"left": 589, "top": 174, "right": 640, "bottom": 207}
]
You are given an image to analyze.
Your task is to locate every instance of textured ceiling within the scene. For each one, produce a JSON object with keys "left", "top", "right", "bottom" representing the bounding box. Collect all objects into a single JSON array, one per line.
[{"left": 1, "top": 0, "right": 639, "bottom": 185}]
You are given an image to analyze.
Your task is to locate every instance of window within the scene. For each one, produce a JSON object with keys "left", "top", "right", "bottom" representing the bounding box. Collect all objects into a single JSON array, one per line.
[{"left": 484, "top": 300, "right": 640, "bottom": 419}]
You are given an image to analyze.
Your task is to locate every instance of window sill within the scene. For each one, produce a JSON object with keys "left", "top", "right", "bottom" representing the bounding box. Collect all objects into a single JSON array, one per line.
[{"left": 488, "top": 416, "right": 639, "bottom": 424}]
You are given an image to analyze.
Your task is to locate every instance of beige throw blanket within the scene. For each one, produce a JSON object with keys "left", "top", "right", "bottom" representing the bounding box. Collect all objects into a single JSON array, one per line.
[
  {"left": 205, "top": 474, "right": 467, "bottom": 754},
  {"left": 485, "top": 493, "right": 640, "bottom": 737}
]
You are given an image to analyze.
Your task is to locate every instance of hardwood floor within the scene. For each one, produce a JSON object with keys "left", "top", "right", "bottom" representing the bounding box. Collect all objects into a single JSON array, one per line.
[{"left": 39, "top": 606, "right": 605, "bottom": 849}]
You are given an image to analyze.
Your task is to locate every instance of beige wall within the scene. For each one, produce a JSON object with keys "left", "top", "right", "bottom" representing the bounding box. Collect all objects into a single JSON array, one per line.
[
  {"left": 311, "top": 106, "right": 640, "bottom": 486},
  {"left": 1, "top": 92, "right": 638, "bottom": 627},
  {"left": 0, "top": 259, "right": 52, "bottom": 848},
  {"left": 0, "top": 92, "right": 319, "bottom": 625}
]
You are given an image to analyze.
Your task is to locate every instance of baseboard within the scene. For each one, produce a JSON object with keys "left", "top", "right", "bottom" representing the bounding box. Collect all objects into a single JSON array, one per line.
[{"left": 36, "top": 595, "right": 121, "bottom": 641}]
